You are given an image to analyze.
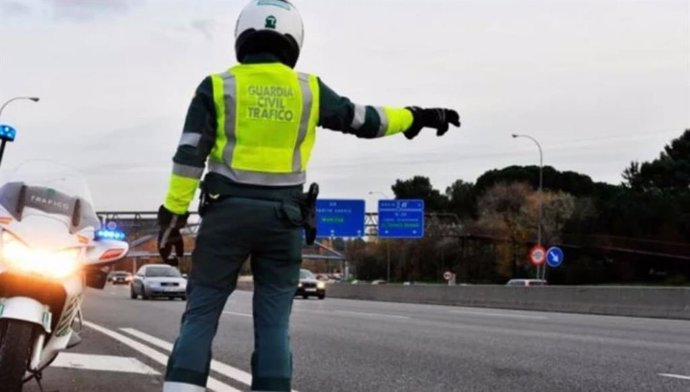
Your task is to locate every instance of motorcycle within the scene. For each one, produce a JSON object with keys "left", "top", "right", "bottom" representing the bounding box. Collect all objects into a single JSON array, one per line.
[{"left": 0, "top": 162, "right": 129, "bottom": 391}]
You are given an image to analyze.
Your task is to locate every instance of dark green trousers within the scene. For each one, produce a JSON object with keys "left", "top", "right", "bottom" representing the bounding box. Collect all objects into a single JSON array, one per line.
[{"left": 164, "top": 195, "right": 303, "bottom": 392}]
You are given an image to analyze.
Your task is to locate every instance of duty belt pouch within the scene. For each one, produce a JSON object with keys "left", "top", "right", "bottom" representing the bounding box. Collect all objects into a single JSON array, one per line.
[{"left": 302, "top": 183, "right": 319, "bottom": 245}]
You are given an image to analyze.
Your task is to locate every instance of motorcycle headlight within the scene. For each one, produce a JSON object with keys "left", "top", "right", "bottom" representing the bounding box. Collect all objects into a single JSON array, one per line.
[
  {"left": 2, "top": 232, "right": 81, "bottom": 279},
  {"left": 317, "top": 282, "right": 326, "bottom": 289}
]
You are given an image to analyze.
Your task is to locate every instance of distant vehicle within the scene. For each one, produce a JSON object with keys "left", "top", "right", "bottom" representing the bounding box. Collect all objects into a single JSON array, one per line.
[
  {"left": 315, "top": 273, "right": 342, "bottom": 283},
  {"left": 371, "top": 280, "right": 387, "bottom": 285},
  {"left": 109, "top": 271, "right": 132, "bottom": 285},
  {"left": 296, "top": 269, "right": 325, "bottom": 300},
  {"left": 130, "top": 264, "right": 187, "bottom": 300},
  {"left": 506, "top": 279, "right": 547, "bottom": 287}
]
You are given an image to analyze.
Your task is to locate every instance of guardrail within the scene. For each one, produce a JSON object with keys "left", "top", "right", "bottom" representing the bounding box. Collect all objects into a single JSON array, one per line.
[{"left": 236, "top": 282, "right": 690, "bottom": 320}]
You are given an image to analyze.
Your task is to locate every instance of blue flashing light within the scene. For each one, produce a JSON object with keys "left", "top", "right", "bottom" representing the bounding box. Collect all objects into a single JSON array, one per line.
[
  {"left": 0, "top": 124, "right": 17, "bottom": 142},
  {"left": 96, "top": 229, "right": 126, "bottom": 241}
]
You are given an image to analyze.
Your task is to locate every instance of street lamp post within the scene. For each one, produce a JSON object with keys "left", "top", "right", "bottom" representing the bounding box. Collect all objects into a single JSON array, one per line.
[
  {"left": 512, "top": 133, "right": 544, "bottom": 279},
  {"left": 0, "top": 96, "right": 40, "bottom": 119},
  {"left": 368, "top": 191, "right": 393, "bottom": 282},
  {"left": 0, "top": 97, "right": 40, "bottom": 168}
]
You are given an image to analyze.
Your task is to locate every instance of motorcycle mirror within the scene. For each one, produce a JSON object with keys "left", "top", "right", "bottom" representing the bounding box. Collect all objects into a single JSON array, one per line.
[
  {"left": 71, "top": 198, "right": 81, "bottom": 230},
  {"left": 84, "top": 239, "right": 130, "bottom": 267},
  {"left": 84, "top": 267, "right": 108, "bottom": 290},
  {"left": 15, "top": 185, "right": 27, "bottom": 220}
]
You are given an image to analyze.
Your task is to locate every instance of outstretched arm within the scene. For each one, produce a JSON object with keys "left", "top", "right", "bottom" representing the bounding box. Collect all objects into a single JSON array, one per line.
[{"left": 317, "top": 78, "right": 460, "bottom": 140}]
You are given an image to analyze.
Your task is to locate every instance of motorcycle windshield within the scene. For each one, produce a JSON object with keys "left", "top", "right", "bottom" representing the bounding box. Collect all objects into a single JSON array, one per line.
[{"left": 0, "top": 161, "right": 100, "bottom": 233}]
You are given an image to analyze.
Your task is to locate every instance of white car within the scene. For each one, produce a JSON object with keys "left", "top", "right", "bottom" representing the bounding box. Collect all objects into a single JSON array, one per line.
[
  {"left": 130, "top": 264, "right": 187, "bottom": 300},
  {"left": 505, "top": 279, "right": 547, "bottom": 287}
]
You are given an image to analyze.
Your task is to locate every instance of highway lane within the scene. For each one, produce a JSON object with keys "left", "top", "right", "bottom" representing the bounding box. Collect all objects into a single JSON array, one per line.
[{"left": 24, "top": 284, "right": 690, "bottom": 392}]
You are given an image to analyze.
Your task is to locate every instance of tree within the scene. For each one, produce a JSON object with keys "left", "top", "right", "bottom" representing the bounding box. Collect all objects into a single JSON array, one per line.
[
  {"left": 622, "top": 161, "right": 641, "bottom": 189},
  {"left": 477, "top": 183, "right": 577, "bottom": 279},
  {"left": 530, "top": 191, "right": 576, "bottom": 245},
  {"left": 623, "top": 129, "right": 690, "bottom": 192},
  {"left": 445, "top": 180, "right": 477, "bottom": 220},
  {"left": 475, "top": 166, "right": 595, "bottom": 197},
  {"left": 391, "top": 176, "right": 448, "bottom": 211},
  {"left": 477, "top": 183, "right": 532, "bottom": 278},
  {"left": 614, "top": 129, "right": 690, "bottom": 243}
]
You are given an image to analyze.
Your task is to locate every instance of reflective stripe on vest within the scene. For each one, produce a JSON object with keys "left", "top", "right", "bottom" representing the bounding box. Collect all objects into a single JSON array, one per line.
[{"left": 209, "top": 63, "right": 319, "bottom": 186}]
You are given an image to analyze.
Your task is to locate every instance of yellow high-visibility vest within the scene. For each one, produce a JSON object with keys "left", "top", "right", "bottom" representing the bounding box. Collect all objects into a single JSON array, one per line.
[
  {"left": 209, "top": 63, "right": 320, "bottom": 186},
  {"left": 163, "top": 63, "right": 415, "bottom": 214}
]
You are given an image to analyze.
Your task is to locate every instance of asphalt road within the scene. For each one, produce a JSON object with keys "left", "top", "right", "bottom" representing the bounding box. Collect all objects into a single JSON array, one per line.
[{"left": 23, "top": 284, "right": 690, "bottom": 392}]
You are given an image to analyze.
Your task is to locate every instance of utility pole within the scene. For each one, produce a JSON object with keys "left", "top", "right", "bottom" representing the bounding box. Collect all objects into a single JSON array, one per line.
[{"left": 512, "top": 133, "right": 544, "bottom": 279}]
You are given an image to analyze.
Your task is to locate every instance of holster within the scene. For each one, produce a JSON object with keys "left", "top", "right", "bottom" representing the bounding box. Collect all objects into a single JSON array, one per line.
[
  {"left": 301, "top": 183, "right": 319, "bottom": 245},
  {"left": 198, "top": 180, "right": 211, "bottom": 217}
]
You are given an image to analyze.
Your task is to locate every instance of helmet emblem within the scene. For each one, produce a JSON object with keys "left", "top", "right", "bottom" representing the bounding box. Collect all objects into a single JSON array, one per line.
[{"left": 265, "top": 15, "right": 277, "bottom": 29}]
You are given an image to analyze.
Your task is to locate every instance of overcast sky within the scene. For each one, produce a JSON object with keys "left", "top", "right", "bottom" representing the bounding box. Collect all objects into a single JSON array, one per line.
[{"left": 0, "top": 0, "right": 688, "bottom": 211}]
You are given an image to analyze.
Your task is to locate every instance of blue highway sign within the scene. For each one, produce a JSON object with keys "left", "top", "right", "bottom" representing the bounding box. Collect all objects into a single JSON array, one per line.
[
  {"left": 546, "top": 246, "right": 564, "bottom": 268},
  {"left": 378, "top": 199, "right": 425, "bottom": 239},
  {"left": 316, "top": 199, "right": 365, "bottom": 238}
]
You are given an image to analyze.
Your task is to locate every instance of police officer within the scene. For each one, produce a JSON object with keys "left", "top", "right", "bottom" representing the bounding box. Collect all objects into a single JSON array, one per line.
[{"left": 158, "top": 1, "right": 460, "bottom": 391}]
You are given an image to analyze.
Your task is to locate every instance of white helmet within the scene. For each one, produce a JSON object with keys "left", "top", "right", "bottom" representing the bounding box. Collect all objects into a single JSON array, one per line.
[{"left": 235, "top": 0, "right": 304, "bottom": 67}]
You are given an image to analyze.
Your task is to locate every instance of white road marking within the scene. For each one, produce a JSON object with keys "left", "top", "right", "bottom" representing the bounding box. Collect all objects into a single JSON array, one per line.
[
  {"left": 120, "top": 328, "right": 251, "bottom": 386},
  {"left": 333, "top": 310, "right": 410, "bottom": 320},
  {"left": 450, "top": 309, "right": 549, "bottom": 320},
  {"left": 51, "top": 353, "right": 159, "bottom": 375},
  {"left": 83, "top": 321, "right": 240, "bottom": 392},
  {"left": 222, "top": 311, "right": 252, "bottom": 318},
  {"left": 659, "top": 373, "right": 690, "bottom": 381},
  {"left": 120, "top": 328, "right": 300, "bottom": 392}
]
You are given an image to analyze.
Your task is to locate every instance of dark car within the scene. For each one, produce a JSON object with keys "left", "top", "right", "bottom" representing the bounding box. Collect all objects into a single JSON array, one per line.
[
  {"left": 506, "top": 279, "right": 548, "bottom": 287},
  {"left": 109, "top": 271, "right": 132, "bottom": 285},
  {"left": 130, "top": 264, "right": 187, "bottom": 301},
  {"left": 296, "top": 269, "right": 325, "bottom": 300}
]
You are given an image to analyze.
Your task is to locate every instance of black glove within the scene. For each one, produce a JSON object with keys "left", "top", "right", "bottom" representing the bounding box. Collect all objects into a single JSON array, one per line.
[
  {"left": 157, "top": 205, "right": 189, "bottom": 266},
  {"left": 404, "top": 107, "right": 461, "bottom": 140}
]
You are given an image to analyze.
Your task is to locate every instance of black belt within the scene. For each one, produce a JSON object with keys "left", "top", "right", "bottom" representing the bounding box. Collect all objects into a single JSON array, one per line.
[{"left": 199, "top": 174, "right": 320, "bottom": 245}]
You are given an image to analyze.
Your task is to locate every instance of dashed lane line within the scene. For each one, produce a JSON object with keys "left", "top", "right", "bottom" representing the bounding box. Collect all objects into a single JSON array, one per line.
[
  {"left": 222, "top": 311, "right": 253, "bottom": 318},
  {"left": 83, "top": 321, "right": 241, "bottom": 392},
  {"left": 297, "top": 307, "right": 544, "bottom": 321},
  {"left": 332, "top": 310, "right": 410, "bottom": 320},
  {"left": 291, "top": 308, "right": 411, "bottom": 320},
  {"left": 450, "top": 309, "right": 549, "bottom": 320},
  {"left": 659, "top": 373, "right": 690, "bottom": 381}
]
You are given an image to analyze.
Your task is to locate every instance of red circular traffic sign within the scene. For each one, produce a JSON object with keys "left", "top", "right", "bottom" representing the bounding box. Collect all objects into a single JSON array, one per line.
[
  {"left": 529, "top": 245, "right": 547, "bottom": 266},
  {"left": 443, "top": 271, "right": 453, "bottom": 281}
]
